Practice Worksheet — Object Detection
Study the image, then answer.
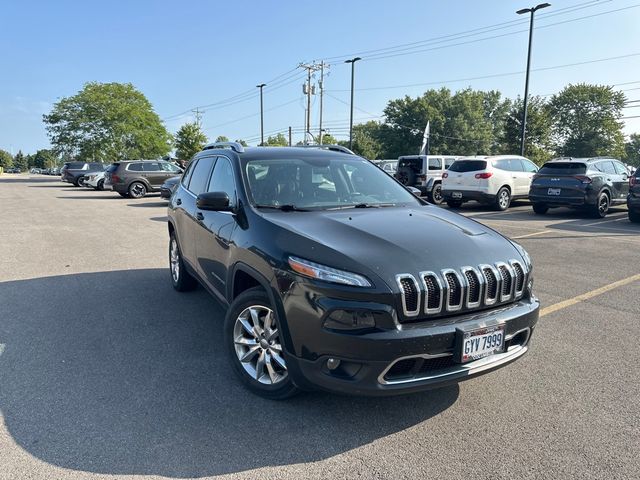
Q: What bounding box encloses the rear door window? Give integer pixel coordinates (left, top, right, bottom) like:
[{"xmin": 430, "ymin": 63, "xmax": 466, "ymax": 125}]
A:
[
  {"xmin": 181, "ymin": 159, "xmax": 197, "ymax": 188},
  {"xmin": 127, "ymin": 163, "xmax": 144, "ymax": 172},
  {"xmin": 493, "ymin": 159, "xmax": 511, "ymax": 171},
  {"xmin": 448, "ymin": 160, "xmax": 487, "ymax": 172},
  {"xmin": 143, "ymin": 162, "xmax": 161, "ymax": 171},
  {"xmin": 427, "ymin": 157, "xmax": 442, "ymax": 170},
  {"xmin": 600, "ymin": 161, "xmax": 617, "ymax": 175}
]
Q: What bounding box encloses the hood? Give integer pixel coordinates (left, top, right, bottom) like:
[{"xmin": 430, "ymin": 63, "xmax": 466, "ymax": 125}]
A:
[{"xmin": 261, "ymin": 205, "xmax": 523, "ymax": 289}]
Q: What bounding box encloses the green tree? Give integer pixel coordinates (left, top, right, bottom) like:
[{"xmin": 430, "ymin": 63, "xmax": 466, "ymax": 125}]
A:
[
  {"xmin": 625, "ymin": 133, "xmax": 640, "ymax": 166},
  {"xmin": 215, "ymin": 135, "xmax": 229, "ymax": 143},
  {"xmin": 0, "ymin": 149, "xmax": 13, "ymax": 169},
  {"xmin": 32, "ymin": 149, "xmax": 58, "ymax": 168},
  {"xmin": 502, "ymin": 96, "xmax": 553, "ymax": 164},
  {"xmin": 549, "ymin": 83, "xmax": 626, "ymax": 158},
  {"xmin": 174, "ymin": 122, "xmax": 207, "ymax": 161},
  {"xmin": 338, "ymin": 122, "xmax": 384, "ymax": 159},
  {"xmin": 319, "ymin": 133, "xmax": 339, "ymax": 145},
  {"xmin": 43, "ymin": 82, "xmax": 172, "ymax": 161},
  {"xmin": 264, "ymin": 133, "xmax": 288, "ymax": 146},
  {"xmin": 379, "ymin": 88, "xmax": 510, "ymax": 158},
  {"xmin": 13, "ymin": 150, "xmax": 28, "ymax": 170},
  {"xmin": 235, "ymin": 139, "xmax": 248, "ymax": 147}
]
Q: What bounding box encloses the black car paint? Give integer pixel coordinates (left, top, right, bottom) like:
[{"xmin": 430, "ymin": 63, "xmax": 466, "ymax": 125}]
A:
[{"xmin": 168, "ymin": 147, "xmax": 539, "ymax": 395}]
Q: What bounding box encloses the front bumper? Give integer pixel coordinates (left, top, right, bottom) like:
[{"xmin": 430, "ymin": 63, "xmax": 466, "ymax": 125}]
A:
[{"xmin": 283, "ymin": 294, "xmax": 539, "ymax": 396}]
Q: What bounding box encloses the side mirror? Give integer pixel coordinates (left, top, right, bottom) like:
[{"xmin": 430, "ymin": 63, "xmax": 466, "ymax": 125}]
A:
[
  {"xmin": 196, "ymin": 191, "xmax": 233, "ymax": 211},
  {"xmin": 407, "ymin": 186, "xmax": 421, "ymax": 196}
]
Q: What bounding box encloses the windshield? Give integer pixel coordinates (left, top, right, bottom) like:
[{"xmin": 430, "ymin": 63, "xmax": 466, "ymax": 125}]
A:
[
  {"xmin": 448, "ymin": 160, "xmax": 487, "ymax": 172},
  {"xmin": 538, "ymin": 162, "xmax": 587, "ymax": 175},
  {"xmin": 244, "ymin": 156, "xmax": 419, "ymax": 210}
]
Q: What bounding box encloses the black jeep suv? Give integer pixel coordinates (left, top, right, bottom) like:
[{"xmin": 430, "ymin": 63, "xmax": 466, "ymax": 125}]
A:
[
  {"xmin": 167, "ymin": 142, "xmax": 539, "ymax": 399},
  {"xmin": 61, "ymin": 161, "xmax": 105, "ymax": 186},
  {"xmin": 529, "ymin": 157, "xmax": 630, "ymax": 218}
]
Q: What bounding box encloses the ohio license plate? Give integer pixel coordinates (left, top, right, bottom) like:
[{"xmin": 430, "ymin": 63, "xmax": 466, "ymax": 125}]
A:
[
  {"xmin": 547, "ymin": 188, "xmax": 561, "ymax": 196},
  {"xmin": 455, "ymin": 325, "xmax": 505, "ymax": 363},
  {"xmin": 452, "ymin": 191, "xmax": 463, "ymax": 199}
]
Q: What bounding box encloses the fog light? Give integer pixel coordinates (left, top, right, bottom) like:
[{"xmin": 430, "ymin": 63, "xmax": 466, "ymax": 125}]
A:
[
  {"xmin": 323, "ymin": 309, "xmax": 376, "ymax": 330},
  {"xmin": 327, "ymin": 358, "xmax": 341, "ymax": 370}
]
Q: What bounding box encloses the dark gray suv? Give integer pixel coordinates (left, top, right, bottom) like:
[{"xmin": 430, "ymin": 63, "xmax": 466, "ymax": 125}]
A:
[
  {"xmin": 105, "ymin": 160, "xmax": 183, "ymax": 198},
  {"xmin": 529, "ymin": 157, "xmax": 630, "ymax": 218}
]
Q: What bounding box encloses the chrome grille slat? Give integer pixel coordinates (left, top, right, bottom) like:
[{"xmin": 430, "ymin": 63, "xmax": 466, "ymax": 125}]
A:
[{"xmin": 396, "ymin": 260, "xmax": 529, "ymax": 322}]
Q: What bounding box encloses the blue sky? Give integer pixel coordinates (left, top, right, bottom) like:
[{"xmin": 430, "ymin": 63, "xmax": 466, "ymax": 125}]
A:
[{"xmin": 1, "ymin": 0, "xmax": 639, "ymax": 154}]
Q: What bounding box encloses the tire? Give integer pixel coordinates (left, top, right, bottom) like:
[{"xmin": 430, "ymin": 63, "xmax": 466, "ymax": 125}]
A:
[
  {"xmin": 74, "ymin": 176, "xmax": 84, "ymax": 187},
  {"xmin": 118, "ymin": 192, "xmax": 129, "ymax": 198},
  {"xmin": 169, "ymin": 232, "xmax": 197, "ymax": 292},
  {"xmin": 447, "ymin": 200, "xmax": 463, "ymax": 208},
  {"xmin": 97, "ymin": 179, "xmax": 105, "ymax": 191},
  {"xmin": 224, "ymin": 287, "xmax": 299, "ymax": 400},
  {"xmin": 128, "ymin": 181, "xmax": 147, "ymax": 199},
  {"xmin": 428, "ymin": 183, "xmax": 444, "ymax": 205},
  {"xmin": 629, "ymin": 209, "xmax": 640, "ymax": 223},
  {"xmin": 494, "ymin": 187, "xmax": 511, "ymax": 211},
  {"xmin": 396, "ymin": 167, "xmax": 415, "ymax": 187},
  {"xmin": 590, "ymin": 192, "xmax": 610, "ymax": 218},
  {"xmin": 532, "ymin": 203, "xmax": 548, "ymax": 215}
]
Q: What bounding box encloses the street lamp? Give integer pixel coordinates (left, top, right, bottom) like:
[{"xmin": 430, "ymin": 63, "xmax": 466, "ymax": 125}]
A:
[
  {"xmin": 256, "ymin": 83, "xmax": 266, "ymax": 145},
  {"xmin": 517, "ymin": 3, "xmax": 550, "ymax": 156},
  {"xmin": 344, "ymin": 57, "xmax": 361, "ymax": 150}
]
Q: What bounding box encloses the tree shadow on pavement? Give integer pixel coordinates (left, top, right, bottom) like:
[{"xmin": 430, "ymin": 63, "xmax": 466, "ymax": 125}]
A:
[{"xmin": 0, "ymin": 269, "xmax": 458, "ymax": 477}]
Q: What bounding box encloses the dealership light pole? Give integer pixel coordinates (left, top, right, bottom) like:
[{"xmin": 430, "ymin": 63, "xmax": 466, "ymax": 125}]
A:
[
  {"xmin": 256, "ymin": 83, "xmax": 266, "ymax": 145},
  {"xmin": 517, "ymin": 3, "xmax": 550, "ymax": 156},
  {"xmin": 345, "ymin": 57, "xmax": 361, "ymax": 150}
]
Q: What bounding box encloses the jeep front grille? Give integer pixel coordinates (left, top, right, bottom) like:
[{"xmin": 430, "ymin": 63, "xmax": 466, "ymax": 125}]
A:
[{"xmin": 397, "ymin": 260, "xmax": 527, "ymax": 321}]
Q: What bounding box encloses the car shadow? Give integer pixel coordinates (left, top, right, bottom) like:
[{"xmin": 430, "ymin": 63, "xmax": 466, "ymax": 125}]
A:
[
  {"xmin": 149, "ymin": 216, "xmax": 168, "ymax": 222},
  {"xmin": 126, "ymin": 201, "xmax": 168, "ymax": 208},
  {"xmin": 0, "ymin": 269, "xmax": 458, "ymax": 477},
  {"xmin": 56, "ymin": 195, "xmax": 124, "ymax": 200},
  {"xmin": 0, "ymin": 177, "xmax": 61, "ymax": 184}
]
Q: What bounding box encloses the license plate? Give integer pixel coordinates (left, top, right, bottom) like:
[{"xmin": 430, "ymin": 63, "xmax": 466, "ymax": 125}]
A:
[
  {"xmin": 455, "ymin": 325, "xmax": 505, "ymax": 363},
  {"xmin": 547, "ymin": 188, "xmax": 561, "ymax": 196},
  {"xmin": 452, "ymin": 191, "xmax": 463, "ymax": 199}
]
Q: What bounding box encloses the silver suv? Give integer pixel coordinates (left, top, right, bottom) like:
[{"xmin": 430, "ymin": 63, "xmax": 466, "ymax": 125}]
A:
[{"xmin": 395, "ymin": 155, "xmax": 459, "ymax": 204}]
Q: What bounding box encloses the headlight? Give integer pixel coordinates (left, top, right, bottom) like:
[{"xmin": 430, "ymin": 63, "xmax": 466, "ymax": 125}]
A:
[
  {"xmin": 510, "ymin": 241, "xmax": 532, "ymax": 271},
  {"xmin": 288, "ymin": 256, "xmax": 372, "ymax": 287}
]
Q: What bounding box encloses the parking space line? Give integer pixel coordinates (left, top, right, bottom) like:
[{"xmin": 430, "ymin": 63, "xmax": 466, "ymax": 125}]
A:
[
  {"xmin": 511, "ymin": 230, "xmax": 551, "ymax": 239},
  {"xmin": 540, "ymin": 273, "xmax": 640, "ymax": 317},
  {"xmin": 582, "ymin": 215, "xmax": 629, "ymax": 227}
]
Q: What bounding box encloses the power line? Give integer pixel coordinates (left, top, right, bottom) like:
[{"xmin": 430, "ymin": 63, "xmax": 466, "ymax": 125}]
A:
[
  {"xmin": 202, "ymin": 98, "xmax": 301, "ymax": 132},
  {"xmin": 327, "ymin": 53, "xmax": 640, "ymax": 93}
]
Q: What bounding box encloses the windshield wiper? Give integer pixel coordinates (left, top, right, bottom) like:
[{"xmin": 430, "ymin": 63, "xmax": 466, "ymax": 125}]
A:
[
  {"xmin": 330, "ymin": 203, "xmax": 397, "ymax": 210},
  {"xmin": 255, "ymin": 204, "xmax": 311, "ymax": 212}
]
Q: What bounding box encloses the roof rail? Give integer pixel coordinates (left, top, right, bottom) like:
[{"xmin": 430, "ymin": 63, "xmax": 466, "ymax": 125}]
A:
[
  {"xmin": 294, "ymin": 144, "xmax": 356, "ymax": 155},
  {"xmin": 203, "ymin": 141, "xmax": 245, "ymax": 153}
]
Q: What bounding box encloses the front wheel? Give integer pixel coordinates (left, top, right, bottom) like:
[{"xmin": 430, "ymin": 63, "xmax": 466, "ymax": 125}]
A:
[
  {"xmin": 225, "ymin": 287, "xmax": 299, "ymax": 400},
  {"xmin": 74, "ymin": 176, "xmax": 85, "ymax": 187},
  {"xmin": 97, "ymin": 179, "xmax": 105, "ymax": 191},
  {"xmin": 428, "ymin": 183, "xmax": 444, "ymax": 205},
  {"xmin": 532, "ymin": 203, "xmax": 548, "ymax": 215}
]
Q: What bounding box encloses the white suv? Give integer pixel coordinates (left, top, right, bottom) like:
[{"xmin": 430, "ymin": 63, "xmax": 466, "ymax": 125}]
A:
[{"xmin": 441, "ymin": 155, "xmax": 538, "ymax": 211}]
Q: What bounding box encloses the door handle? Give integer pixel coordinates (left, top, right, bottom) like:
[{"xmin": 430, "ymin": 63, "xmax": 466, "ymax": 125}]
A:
[
  {"xmin": 196, "ymin": 212, "xmax": 204, "ymax": 221},
  {"xmin": 176, "ymin": 198, "xmax": 182, "ymax": 205}
]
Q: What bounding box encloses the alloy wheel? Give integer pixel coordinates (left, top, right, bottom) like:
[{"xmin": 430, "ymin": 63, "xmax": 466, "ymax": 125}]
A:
[
  {"xmin": 233, "ymin": 305, "xmax": 287, "ymax": 385},
  {"xmin": 170, "ymin": 238, "xmax": 180, "ymax": 283},
  {"xmin": 599, "ymin": 195, "xmax": 609, "ymax": 216},
  {"xmin": 499, "ymin": 190, "xmax": 510, "ymax": 209},
  {"xmin": 432, "ymin": 184, "xmax": 443, "ymax": 204},
  {"xmin": 130, "ymin": 183, "xmax": 146, "ymax": 198}
]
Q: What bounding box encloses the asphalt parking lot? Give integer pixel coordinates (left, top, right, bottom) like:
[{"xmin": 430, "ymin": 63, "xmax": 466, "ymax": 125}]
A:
[{"xmin": 1, "ymin": 175, "xmax": 639, "ymax": 480}]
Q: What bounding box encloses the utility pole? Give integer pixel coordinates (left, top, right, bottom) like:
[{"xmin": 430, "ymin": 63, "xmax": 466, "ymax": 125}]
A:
[
  {"xmin": 288, "ymin": 126, "xmax": 292, "ymax": 146},
  {"xmin": 516, "ymin": 3, "xmax": 551, "ymax": 156},
  {"xmin": 192, "ymin": 108, "xmax": 203, "ymax": 127},
  {"xmin": 318, "ymin": 62, "xmax": 328, "ymax": 144},
  {"xmin": 345, "ymin": 57, "xmax": 362, "ymax": 150},
  {"xmin": 256, "ymin": 83, "xmax": 266, "ymax": 146},
  {"xmin": 299, "ymin": 62, "xmax": 322, "ymax": 144}
]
